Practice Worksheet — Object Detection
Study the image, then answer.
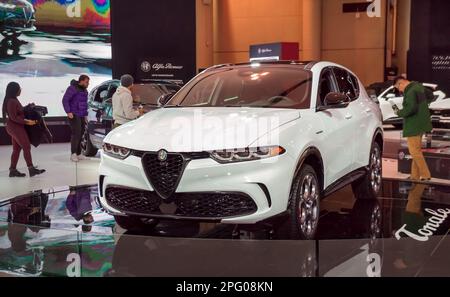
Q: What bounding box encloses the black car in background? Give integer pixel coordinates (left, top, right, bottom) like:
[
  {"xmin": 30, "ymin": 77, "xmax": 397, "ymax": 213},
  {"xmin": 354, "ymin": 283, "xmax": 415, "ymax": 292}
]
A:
[
  {"xmin": 81, "ymin": 79, "xmax": 181, "ymax": 157},
  {"xmin": 0, "ymin": 0, "xmax": 36, "ymax": 37}
]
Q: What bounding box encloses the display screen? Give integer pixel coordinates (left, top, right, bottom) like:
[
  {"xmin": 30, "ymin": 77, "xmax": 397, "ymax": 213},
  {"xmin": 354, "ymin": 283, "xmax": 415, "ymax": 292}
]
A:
[{"xmin": 0, "ymin": 0, "xmax": 111, "ymax": 117}]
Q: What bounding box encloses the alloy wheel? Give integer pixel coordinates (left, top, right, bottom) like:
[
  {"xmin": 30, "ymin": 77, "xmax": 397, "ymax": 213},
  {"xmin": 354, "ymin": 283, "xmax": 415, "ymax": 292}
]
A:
[
  {"xmin": 298, "ymin": 173, "xmax": 320, "ymax": 239},
  {"xmin": 369, "ymin": 146, "xmax": 382, "ymax": 194}
]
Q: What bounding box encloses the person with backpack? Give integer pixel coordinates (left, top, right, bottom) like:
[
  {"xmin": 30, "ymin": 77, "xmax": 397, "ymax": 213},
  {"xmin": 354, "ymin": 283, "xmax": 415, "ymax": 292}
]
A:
[{"xmin": 393, "ymin": 76, "xmax": 434, "ymax": 181}]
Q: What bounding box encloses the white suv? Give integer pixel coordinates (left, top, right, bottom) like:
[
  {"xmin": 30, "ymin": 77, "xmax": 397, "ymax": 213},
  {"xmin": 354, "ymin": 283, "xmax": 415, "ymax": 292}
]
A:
[{"xmin": 98, "ymin": 61, "xmax": 383, "ymax": 239}]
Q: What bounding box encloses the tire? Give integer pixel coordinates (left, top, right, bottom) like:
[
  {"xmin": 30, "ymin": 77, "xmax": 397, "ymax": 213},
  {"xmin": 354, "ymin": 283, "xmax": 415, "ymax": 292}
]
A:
[
  {"xmin": 81, "ymin": 130, "xmax": 98, "ymax": 157},
  {"xmin": 114, "ymin": 215, "xmax": 159, "ymax": 232},
  {"xmin": 352, "ymin": 142, "xmax": 382, "ymax": 200},
  {"xmin": 287, "ymin": 164, "xmax": 321, "ymax": 240}
]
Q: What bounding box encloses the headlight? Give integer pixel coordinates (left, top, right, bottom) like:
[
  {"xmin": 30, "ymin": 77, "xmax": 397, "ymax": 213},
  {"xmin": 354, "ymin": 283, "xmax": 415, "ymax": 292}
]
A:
[
  {"xmin": 102, "ymin": 143, "xmax": 131, "ymax": 160},
  {"xmin": 210, "ymin": 146, "xmax": 285, "ymax": 163}
]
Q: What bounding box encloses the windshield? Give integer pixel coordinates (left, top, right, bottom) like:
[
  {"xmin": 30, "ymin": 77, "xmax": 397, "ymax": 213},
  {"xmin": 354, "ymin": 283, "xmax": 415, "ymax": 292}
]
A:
[
  {"xmin": 132, "ymin": 84, "xmax": 166, "ymax": 105},
  {"xmin": 169, "ymin": 66, "xmax": 312, "ymax": 109}
]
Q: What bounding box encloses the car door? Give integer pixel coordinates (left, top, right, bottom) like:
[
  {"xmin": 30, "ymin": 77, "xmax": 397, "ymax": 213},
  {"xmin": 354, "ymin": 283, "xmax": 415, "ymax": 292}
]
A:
[
  {"xmin": 314, "ymin": 67, "xmax": 355, "ymax": 185},
  {"xmin": 334, "ymin": 68, "xmax": 372, "ymax": 170}
]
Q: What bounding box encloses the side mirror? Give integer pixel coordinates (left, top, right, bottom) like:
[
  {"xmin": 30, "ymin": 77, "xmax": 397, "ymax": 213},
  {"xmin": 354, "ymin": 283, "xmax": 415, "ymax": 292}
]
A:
[
  {"xmin": 319, "ymin": 92, "xmax": 349, "ymax": 111},
  {"xmin": 158, "ymin": 93, "xmax": 174, "ymax": 107}
]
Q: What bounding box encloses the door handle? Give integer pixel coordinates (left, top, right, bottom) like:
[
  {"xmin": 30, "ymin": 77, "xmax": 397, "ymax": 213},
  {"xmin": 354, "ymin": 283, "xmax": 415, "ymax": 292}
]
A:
[
  {"xmin": 365, "ymin": 108, "xmax": 372, "ymax": 113},
  {"xmin": 345, "ymin": 114, "xmax": 353, "ymax": 120}
]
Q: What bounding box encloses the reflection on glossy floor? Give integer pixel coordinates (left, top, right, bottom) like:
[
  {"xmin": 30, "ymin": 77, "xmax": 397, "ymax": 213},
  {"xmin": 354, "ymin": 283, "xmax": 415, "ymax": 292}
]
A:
[{"xmin": 0, "ymin": 179, "xmax": 449, "ymax": 277}]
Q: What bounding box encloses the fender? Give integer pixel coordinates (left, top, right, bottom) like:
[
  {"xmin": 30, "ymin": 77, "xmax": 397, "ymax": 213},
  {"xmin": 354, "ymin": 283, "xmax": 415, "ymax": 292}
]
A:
[
  {"xmin": 370, "ymin": 128, "xmax": 384, "ymax": 166},
  {"xmin": 293, "ymin": 146, "xmax": 324, "ymax": 187}
]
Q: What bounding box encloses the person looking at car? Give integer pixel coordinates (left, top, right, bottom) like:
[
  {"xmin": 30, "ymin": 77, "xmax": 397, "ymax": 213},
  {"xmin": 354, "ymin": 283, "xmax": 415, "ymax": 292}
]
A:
[
  {"xmin": 2, "ymin": 82, "xmax": 46, "ymax": 178},
  {"xmin": 393, "ymin": 76, "xmax": 434, "ymax": 181},
  {"xmin": 62, "ymin": 75, "xmax": 90, "ymax": 162},
  {"xmin": 112, "ymin": 74, "xmax": 143, "ymax": 128}
]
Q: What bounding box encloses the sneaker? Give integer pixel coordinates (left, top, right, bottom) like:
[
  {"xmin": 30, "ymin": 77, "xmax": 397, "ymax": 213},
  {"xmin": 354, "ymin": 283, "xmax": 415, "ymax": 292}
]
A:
[
  {"xmin": 70, "ymin": 154, "xmax": 79, "ymax": 162},
  {"xmin": 77, "ymin": 154, "xmax": 88, "ymax": 161}
]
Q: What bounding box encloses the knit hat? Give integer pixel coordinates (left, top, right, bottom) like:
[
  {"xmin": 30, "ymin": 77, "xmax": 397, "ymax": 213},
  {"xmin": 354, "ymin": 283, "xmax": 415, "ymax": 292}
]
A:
[{"xmin": 120, "ymin": 74, "xmax": 134, "ymax": 88}]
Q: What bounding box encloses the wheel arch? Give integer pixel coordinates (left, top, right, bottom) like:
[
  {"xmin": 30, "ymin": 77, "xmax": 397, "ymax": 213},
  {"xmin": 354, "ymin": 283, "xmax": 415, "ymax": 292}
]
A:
[
  {"xmin": 373, "ymin": 128, "xmax": 384, "ymax": 153},
  {"xmin": 293, "ymin": 147, "xmax": 324, "ymax": 192}
]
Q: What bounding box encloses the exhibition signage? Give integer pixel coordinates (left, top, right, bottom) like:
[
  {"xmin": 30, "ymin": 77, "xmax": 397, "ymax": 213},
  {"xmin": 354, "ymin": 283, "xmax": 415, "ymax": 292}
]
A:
[
  {"xmin": 137, "ymin": 58, "xmax": 186, "ymax": 84},
  {"xmin": 249, "ymin": 42, "xmax": 299, "ymax": 62}
]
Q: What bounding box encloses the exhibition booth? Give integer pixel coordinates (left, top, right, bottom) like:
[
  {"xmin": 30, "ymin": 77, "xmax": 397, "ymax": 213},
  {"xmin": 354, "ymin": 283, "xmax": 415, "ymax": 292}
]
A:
[{"xmin": 0, "ymin": 0, "xmax": 450, "ymax": 279}]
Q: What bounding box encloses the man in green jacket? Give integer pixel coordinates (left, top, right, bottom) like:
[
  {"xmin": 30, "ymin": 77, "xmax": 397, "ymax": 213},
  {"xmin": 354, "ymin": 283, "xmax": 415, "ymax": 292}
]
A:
[{"xmin": 393, "ymin": 76, "xmax": 434, "ymax": 181}]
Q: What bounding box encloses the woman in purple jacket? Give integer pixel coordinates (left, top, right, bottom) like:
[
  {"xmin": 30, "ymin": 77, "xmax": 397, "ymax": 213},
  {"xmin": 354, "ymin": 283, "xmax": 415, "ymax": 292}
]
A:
[
  {"xmin": 2, "ymin": 82, "xmax": 46, "ymax": 177},
  {"xmin": 62, "ymin": 75, "xmax": 90, "ymax": 162}
]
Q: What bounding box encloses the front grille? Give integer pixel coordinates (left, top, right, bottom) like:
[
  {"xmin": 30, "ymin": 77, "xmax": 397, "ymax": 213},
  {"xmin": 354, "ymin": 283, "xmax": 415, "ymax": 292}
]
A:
[
  {"xmin": 142, "ymin": 153, "xmax": 185, "ymax": 199},
  {"xmin": 132, "ymin": 150, "xmax": 210, "ymax": 160},
  {"xmin": 431, "ymin": 109, "xmax": 450, "ymax": 117},
  {"xmin": 105, "ymin": 187, "xmax": 257, "ymax": 219}
]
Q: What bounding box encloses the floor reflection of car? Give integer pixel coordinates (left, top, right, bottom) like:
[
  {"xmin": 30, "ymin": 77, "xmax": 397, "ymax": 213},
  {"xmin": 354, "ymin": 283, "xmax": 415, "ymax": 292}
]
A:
[
  {"xmin": 81, "ymin": 80, "xmax": 181, "ymax": 157},
  {"xmin": 377, "ymin": 83, "xmax": 447, "ymax": 128},
  {"xmin": 0, "ymin": 0, "xmax": 36, "ymax": 38}
]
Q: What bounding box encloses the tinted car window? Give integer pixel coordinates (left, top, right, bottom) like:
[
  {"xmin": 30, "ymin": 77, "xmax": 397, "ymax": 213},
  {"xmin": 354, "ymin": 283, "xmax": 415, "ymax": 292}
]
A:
[
  {"xmin": 349, "ymin": 73, "xmax": 360, "ymax": 98},
  {"xmin": 318, "ymin": 69, "xmax": 335, "ymax": 105},
  {"xmin": 170, "ymin": 67, "xmax": 312, "ymax": 109},
  {"xmin": 132, "ymin": 84, "xmax": 165, "ymax": 105},
  {"xmin": 333, "ymin": 68, "xmax": 357, "ymax": 101},
  {"xmin": 383, "ymin": 87, "xmax": 401, "ymax": 98}
]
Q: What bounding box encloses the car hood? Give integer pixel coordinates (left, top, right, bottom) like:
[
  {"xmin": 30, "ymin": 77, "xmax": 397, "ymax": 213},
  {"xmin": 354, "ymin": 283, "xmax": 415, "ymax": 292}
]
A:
[
  {"xmin": 105, "ymin": 107, "xmax": 301, "ymax": 152},
  {"xmin": 430, "ymin": 98, "xmax": 450, "ymax": 110}
]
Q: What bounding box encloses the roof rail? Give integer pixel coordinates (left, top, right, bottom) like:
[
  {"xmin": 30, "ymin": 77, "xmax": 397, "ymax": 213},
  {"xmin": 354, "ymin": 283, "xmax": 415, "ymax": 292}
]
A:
[{"xmin": 203, "ymin": 60, "xmax": 318, "ymax": 71}]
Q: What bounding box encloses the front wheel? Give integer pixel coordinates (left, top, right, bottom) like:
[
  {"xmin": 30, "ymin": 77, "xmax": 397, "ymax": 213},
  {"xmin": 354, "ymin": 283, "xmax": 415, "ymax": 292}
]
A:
[
  {"xmin": 352, "ymin": 142, "xmax": 382, "ymax": 199},
  {"xmin": 81, "ymin": 129, "xmax": 98, "ymax": 157},
  {"xmin": 287, "ymin": 164, "xmax": 321, "ymax": 240}
]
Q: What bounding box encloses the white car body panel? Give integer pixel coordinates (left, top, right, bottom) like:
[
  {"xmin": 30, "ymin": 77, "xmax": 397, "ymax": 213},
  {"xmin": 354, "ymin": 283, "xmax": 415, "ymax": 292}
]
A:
[{"xmin": 98, "ymin": 61, "xmax": 383, "ymax": 224}]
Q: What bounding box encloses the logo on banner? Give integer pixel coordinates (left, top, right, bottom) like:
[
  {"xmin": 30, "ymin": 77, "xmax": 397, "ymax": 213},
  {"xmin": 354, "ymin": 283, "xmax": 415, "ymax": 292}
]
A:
[
  {"xmin": 258, "ymin": 48, "xmax": 273, "ymax": 55},
  {"xmin": 141, "ymin": 61, "xmax": 152, "ymax": 73},
  {"xmin": 153, "ymin": 63, "xmax": 184, "ymax": 72}
]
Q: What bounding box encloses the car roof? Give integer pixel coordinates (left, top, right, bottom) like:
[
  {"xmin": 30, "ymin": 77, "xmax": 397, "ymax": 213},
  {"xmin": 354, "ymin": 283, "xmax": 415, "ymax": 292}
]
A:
[{"xmin": 204, "ymin": 60, "xmax": 318, "ymax": 72}]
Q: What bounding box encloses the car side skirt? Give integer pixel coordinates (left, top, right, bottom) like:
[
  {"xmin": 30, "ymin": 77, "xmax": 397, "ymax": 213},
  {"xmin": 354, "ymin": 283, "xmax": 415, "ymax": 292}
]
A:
[{"xmin": 322, "ymin": 167, "xmax": 368, "ymax": 197}]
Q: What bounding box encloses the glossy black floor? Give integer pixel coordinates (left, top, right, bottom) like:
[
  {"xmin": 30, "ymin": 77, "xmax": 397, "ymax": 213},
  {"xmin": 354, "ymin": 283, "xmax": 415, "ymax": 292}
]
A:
[{"xmin": 0, "ymin": 179, "xmax": 449, "ymax": 277}]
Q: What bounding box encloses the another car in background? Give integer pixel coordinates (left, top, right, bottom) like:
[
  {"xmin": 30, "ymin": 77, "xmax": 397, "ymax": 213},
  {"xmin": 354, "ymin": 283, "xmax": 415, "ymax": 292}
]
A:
[
  {"xmin": 0, "ymin": 0, "xmax": 36, "ymax": 38},
  {"xmin": 377, "ymin": 83, "xmax": 447, "ymax": 128},
  {"xmin": 430, "ymin": 99, "xmax": 450, "ymax": 141},
  {"xmin": 81, "ymin": 79, "xmax": 181, "ymax": 157}
]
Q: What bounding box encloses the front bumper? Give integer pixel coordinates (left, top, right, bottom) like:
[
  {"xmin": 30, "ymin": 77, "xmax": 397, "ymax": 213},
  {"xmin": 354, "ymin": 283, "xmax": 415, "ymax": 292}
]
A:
[
  {"xmin": 98, "ymin": 151, "xmax": 295, "ymax": 224},
  {"xmin": 432, "ymin": 116, "xmax": 450, "ymax": 130}
]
